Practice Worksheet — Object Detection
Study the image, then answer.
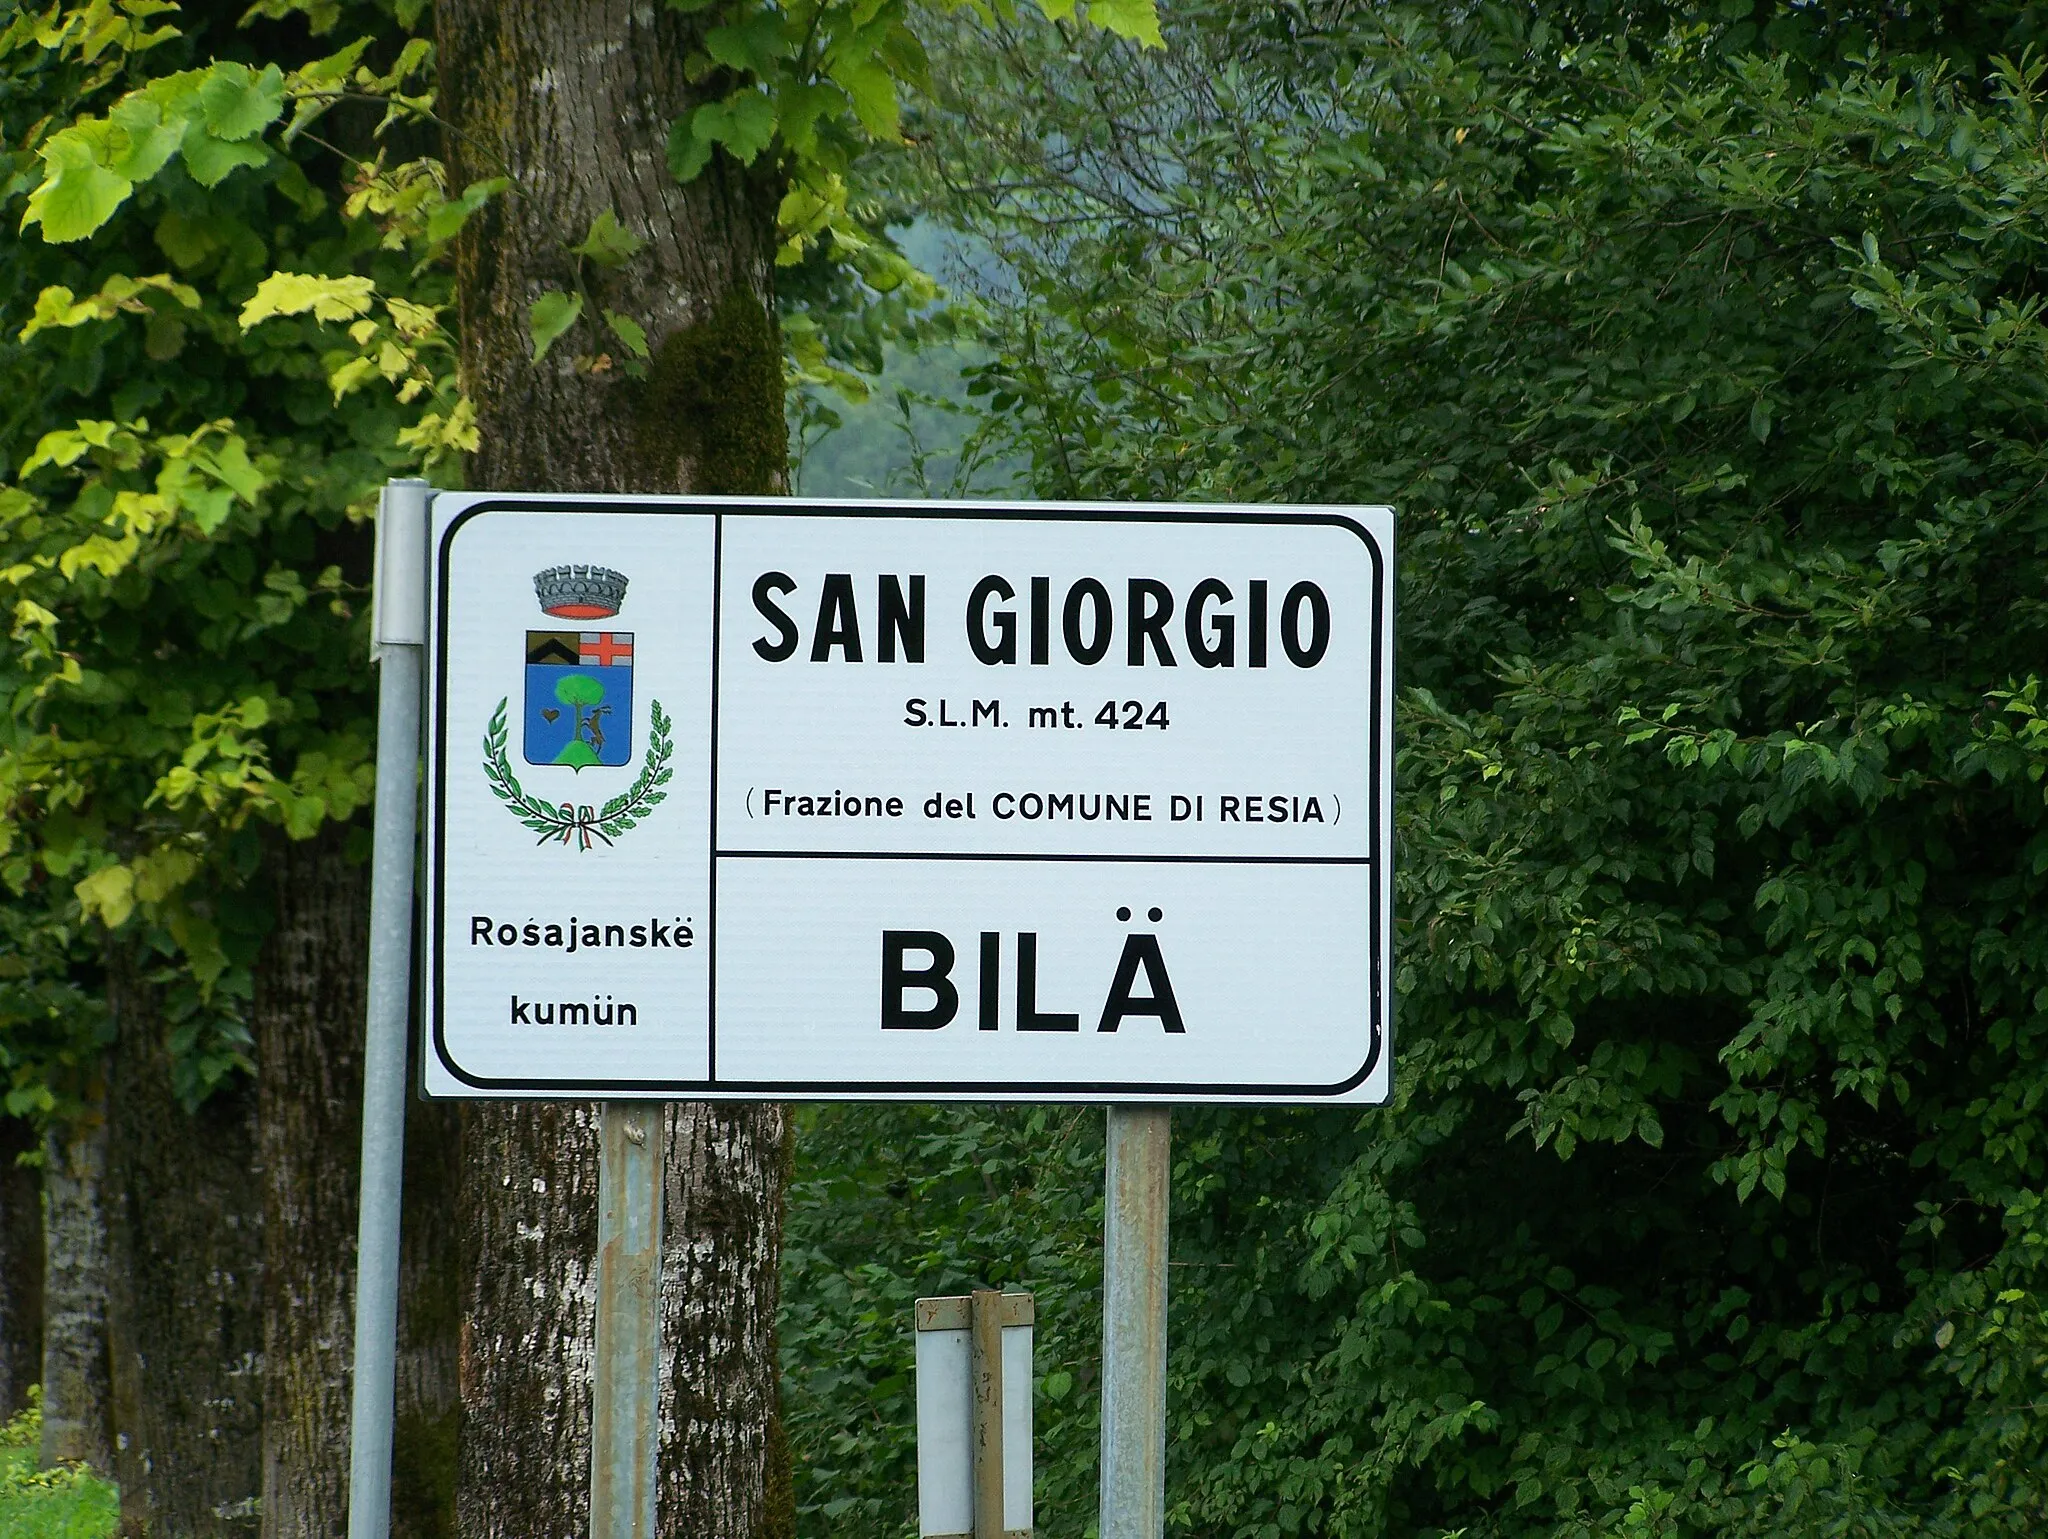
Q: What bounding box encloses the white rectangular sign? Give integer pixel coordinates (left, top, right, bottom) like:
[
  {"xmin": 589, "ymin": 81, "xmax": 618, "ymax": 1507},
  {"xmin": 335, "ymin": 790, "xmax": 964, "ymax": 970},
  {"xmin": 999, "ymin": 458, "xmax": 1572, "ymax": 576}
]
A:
[
  {"xmin": 914, "ymin": 1296, "xmax": 1032, "ymax": 1537},
  {"xmin": 422, "ymin": 495, "xmax": 1392, "ymax": 1102}
]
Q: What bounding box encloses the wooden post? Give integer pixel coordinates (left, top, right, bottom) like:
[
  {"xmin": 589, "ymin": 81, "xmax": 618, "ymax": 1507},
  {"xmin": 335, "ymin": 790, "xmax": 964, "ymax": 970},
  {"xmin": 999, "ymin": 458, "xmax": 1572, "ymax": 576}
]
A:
[{"xmin": 969, "ymin": 1288, "xmax": 1005, "ymax": 1539}]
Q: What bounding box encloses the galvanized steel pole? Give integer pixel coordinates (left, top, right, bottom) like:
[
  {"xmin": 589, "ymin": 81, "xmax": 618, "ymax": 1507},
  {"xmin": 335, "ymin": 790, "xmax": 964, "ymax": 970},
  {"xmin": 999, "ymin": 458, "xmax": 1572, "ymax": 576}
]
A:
[
  {"xmin": 1099, "ymin": 1106, "xmax": 1170, "ymax": 1539},
  {"xmin": 591, "ymin": 1102, "xmax": 664, "ymax": 1539},
  {"xmin": 346, "ymin": 479, "xmax": 430, "ymax": 1539}
]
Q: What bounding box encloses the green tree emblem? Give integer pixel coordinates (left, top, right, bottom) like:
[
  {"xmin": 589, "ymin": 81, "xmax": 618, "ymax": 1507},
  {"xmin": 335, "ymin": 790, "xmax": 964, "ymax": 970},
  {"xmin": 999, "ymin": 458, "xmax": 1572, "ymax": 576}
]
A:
[{"xmin": 551, "ymin": 673, "xmax": 611, "ymax": 769}]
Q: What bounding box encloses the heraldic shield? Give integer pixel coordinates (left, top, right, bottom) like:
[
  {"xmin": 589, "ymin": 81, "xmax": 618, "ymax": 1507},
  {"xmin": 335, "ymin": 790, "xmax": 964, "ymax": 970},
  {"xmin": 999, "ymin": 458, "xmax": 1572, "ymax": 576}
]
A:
[{"xmin": 524, "ymin": 629, "xmax": 634, "ymax": 768}]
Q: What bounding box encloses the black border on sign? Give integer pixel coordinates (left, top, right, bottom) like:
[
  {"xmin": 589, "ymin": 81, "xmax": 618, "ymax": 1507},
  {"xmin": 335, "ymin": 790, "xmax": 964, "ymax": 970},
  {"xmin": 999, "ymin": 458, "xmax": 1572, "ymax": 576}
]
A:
[{"xmin": 427, "ymin": 498, "xmax": 1391, "ymax": 1102}]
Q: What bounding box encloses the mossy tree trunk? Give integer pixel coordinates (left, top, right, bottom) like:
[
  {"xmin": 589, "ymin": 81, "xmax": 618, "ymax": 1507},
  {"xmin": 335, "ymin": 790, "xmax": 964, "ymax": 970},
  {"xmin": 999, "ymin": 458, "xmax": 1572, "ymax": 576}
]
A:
[
  {"xmin": 105, "ymin": 956, "xmax": 265, "ymax": 1537},
  {"xmin": 39, "ymin": 1089, "xmax": 111, "ymax": 1474},
  {"xmin": 392, "ymin": 1075, "xmax": 460, "ymax": 1539},
  {"xmin": 252, "ymin": 829, "xmax": 367, "ymax": 1539},
  {"xmin": 248, "ymin": 825, "xmax": 460, "ymax": 1539},
  {"xmin": 438, "ymin": 0, "xmax": 784, "ymax": 497},
  {"xmin": 436, "ymin": 1, "xmax": 790, "ymax": 1534},
  {"xmin": 0, "ymin": 1114, "xmax": 42, "ymax": 1423}
]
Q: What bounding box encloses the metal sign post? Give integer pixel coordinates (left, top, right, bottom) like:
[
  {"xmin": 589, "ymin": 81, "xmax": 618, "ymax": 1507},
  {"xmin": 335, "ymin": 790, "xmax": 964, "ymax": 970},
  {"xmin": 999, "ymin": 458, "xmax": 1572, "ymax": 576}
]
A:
[
  {"xmin": 591, "ymin": 1102, "xmax": 663, "ymax": 1539},
  {"xmin": 347, "ymin": 479, "xmax": 429, "ymax": 1539},
  {"xmin": 916, "ymin": 1291, "xmax": 1034, "ymax": 1539},
  {"xmin": 1099, "ymin": 1107, "xmax": 1170, "ymax": 1539},
  {"xmin": 350, "ymin": 484, "xmax": 669, "ymax": 1538}
]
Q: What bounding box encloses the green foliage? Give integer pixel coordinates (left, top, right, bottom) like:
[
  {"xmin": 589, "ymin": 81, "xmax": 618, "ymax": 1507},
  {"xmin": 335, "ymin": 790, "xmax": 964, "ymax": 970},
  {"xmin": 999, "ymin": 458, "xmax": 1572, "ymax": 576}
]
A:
[
  {"xmin": 662, "ymin": 0, "xmax": 1159, "ymax": 262},
  {"xmin": 662, "ymin": 0, "xmax": 1161, "ymax": 420},
  {"xmin": 526, "ymin": 290, "xmax": 583, "ymax": 363},
  {"xmin": 782, "ymin": 1106, "xmax": 1110, "ymax": 1535},
  {"xmin": 0, "ymin": 1391, "xmax": 118, "ymax": 1539},
  {"xmin": 779, "ymin": 5, "xmax": 2048, "ymax": 1537},
  {"xmin": 22, "ymin": 54, "xmax": 295, "ymax": 242},
  {"xmin": 0, "ymin": 905, "xmax": 105, "ymax": 1127},
  {"xmin": 0, "ymin": 0, "xmax": 1137, "ymax": 1133},
  {"xmin": 0, "ymin": 0, "xmax": 456, "ymax": 1108},
  {"xmin": 568, "ymin": 209, "xmax": 647, "ymax": 270}
]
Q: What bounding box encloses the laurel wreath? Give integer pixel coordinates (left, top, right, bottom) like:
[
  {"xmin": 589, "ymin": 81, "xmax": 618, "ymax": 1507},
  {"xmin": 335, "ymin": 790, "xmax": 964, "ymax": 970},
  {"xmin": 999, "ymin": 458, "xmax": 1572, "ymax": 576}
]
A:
[{"xmin": 482, "ymin": 696, "xmax": 673, "ymax": 849}]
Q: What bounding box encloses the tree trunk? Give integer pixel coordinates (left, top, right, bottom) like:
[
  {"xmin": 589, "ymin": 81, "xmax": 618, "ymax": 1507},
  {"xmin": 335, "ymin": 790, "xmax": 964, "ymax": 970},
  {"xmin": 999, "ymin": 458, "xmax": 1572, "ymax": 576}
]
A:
[
  {"xmin": 436, "ymin": 1, "xmax": 790, "ymax": 1532},
  {"xmin": 0, "ymin": 1114, "xmax": 42, "ymax": 1424},
  {"xmin": 453, "ymin": 1103, "xmax": 600, "ymax": 1539},
  {"xmin": 40, "ymin": 1092, "xmax": 111, "ymax": 1474},
  {"xmin": 253, "ymin": 830, "xmax": 368, "ymax": 1539},
  {"xmin": 436, "ymin": 0, "xmax": 785, "ymax": 496},
  {"xmin": 392, "ymin": 1083, "xmax": 461, "ymax": 1539},
  {"xmin": 105, "ymin": 956, "xmax": 265, "ymax": 1538},
  {"xmin": 659, "ymin": 1105, "xmax": 792, "ymax": 1539}
]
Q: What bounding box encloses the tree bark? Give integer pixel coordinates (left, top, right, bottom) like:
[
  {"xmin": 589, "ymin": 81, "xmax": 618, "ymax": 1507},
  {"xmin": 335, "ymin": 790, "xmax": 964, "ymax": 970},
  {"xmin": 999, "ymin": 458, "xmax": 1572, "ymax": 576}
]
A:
[
  {"xmin": 253, "ymin": 830, "xmax": 368, "ymax": 1539},
  {"xmin": 437, "ymin": 0, "xmax": 785, "ymax": 498},
  {"xmin": 40, "ymin": 1093, "xmax": 111, "ymax": 1474},
  {"xmin": 436, "ymin": 1, "xmax": 790, "ymax": 1533},
  {"xmin": 453, "ymin": 1103, "xmax": 600, "ymax": 1539},
  {"xmin": 0, "ymin": 1114, "xmax": 42, "ymax": 1424},
  {"xmin": 105, "ymin": 956, "xmax": 265, "ymax": 1538},
  {"xmin": 392, "ymin": 1082, "xmax": 461, "ymax": 1539},
  {"xmin": 659, "ymin": 1104, "xmax": 792, "ymax": 1539}
]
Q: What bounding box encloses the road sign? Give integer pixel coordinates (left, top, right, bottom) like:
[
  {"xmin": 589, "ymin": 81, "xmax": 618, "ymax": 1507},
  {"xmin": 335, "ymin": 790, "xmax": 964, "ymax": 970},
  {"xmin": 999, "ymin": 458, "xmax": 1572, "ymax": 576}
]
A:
[
  {"xmin": 423, "ymin": 494, "xmax": 1393, "ymax": 1102},
  {"xmin": 915, "ymin": 1293, "xmax": 1033, "ymax": 1539}
]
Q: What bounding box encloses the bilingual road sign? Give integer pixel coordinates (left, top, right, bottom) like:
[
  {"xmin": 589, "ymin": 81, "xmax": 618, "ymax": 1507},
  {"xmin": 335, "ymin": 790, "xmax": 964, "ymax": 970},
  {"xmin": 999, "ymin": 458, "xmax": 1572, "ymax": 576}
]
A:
[{"xmin": 422, "ymin": 495, "xmax": 1393, "ymax": 1102}]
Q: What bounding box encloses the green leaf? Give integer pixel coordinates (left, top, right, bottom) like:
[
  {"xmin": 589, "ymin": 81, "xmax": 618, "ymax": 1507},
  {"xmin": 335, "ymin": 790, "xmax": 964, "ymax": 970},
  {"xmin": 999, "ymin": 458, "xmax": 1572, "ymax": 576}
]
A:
[
  {"xmin": 181, "ymin": 128, "xmax": 270, "ymax": 189},
  {"xmin": 569, "ymin": 209, "xmax": 647, "ymax": 269},
  {"xmin": 667, "ymin": 114, "xmax": 714, "ymax": 182},
  {"xmin": 603, "ymin": 310, "xmax": 650, "ymax": 359},
  {"xmin": 20, "ymin": 286, "xmax": 84, "ymax": 340},
  {"xmin": 20, "ymin": 273, "xmax": 200, "ymax": 341},
  {"xmin": 200, "ymin": 435, "xmax": 266, "ymax": 504},
  {"xmin": 22, "ymin": 133, "xmax": 133, "ymax": 243},
  {"xmin": 107, "ymin": 95, "xmax": 182, "ymax": 181},
  {"xmin": 705, "ymin": 11, "xmax": 787, "ymax": 75},
  {"xmin": 825, "ymin": 51, "xmax": 899, "ymax": 141},
  {"xmin": 697, "ymin": 89, "xmax": 778, "ymax": 165},
  {"xmin": 130, "ymin": 846, "xmax": 201, "ymax": 903},
  {"xmin": 425, "ymin": 177, "xmax": 509, "ymax": 245},
  {"xmin": 293, "ymin": 35, "xmax": 373, "ymax": 87},
  {"xmin": 775, "ymin": 80, "xmax": 843, "ymax": 158},
  {"xmin": 239, "ymin": 272, "xmax": 378, "ymax": 328},
  {"xmin": 1081, "ymin": 0, "xmax": 1165, "ymax": 47},
  {"xmin": 198, "ymin": 60, "xmax": 287, "ymax": 141},
  {"xmin": 528, "ymin": 290, "xmax": 584, "ymax": 361},
  {"xmin": 75, "ymin": 864, "xmax": 135, "ymax": 929},
  {"xmin": 154, "ymin": 208, "xmax": 220, "ymax": 268}
]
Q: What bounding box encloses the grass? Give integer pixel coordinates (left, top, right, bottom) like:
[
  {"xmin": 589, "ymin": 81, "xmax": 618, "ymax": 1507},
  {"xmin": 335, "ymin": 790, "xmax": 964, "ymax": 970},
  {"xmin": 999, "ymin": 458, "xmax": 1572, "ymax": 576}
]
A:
[{"xmin": 0, "ymin": 1393, "xmax": 117, "ymax": 1539}]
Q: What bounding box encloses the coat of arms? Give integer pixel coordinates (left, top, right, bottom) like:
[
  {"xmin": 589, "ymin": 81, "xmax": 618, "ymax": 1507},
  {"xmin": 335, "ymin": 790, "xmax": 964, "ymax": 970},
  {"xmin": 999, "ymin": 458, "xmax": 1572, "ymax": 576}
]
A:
[
  {"xmin": 480, "ymin": 565, "xmax": 673, "ymax": 849},
  {"xmin": 525, "ymin": 629, "xmax": 633, "ymax": 768}
]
